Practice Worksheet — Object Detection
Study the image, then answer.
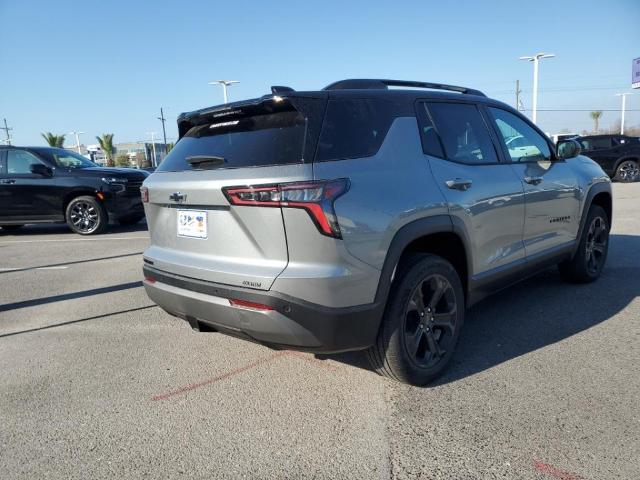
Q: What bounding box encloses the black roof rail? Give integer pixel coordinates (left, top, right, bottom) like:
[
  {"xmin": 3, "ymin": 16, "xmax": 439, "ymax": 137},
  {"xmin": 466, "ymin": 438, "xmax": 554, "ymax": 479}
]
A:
[
  {"xmin": 271, "ymin": 85, "xmax": 295, "ymax": 94},
  {"xmin": 323, "ymin": 79, "xmax": 486, "ymax": 97}
]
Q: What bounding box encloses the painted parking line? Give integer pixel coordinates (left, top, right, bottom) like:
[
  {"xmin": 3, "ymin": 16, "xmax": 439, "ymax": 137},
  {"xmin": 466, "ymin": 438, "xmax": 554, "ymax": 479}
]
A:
[
  {"xmin": 0, "ymin": 236, "xmax": 149, "ymax": 245},
  {"xmin": 152, "ymin": 351, "xmax": 288, "ymax": 401},
  {"xmin": 533, "ymin": 459, "xmax": 585, "ymax": 480},
  {"xmin": 151, "ymin": 351, "xmax": 341, "ymax": 401},
  {"xmin": 0, "ymin": 267, "xmax": 69, "ymax": 271}
]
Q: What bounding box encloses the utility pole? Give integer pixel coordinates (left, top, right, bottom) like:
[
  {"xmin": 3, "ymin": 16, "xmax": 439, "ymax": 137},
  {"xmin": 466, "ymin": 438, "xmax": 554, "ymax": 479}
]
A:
[
  {"xmin": 615, "ymin": 93, "xmax": 634, "ymax": 135},
  {"xmin": 1, "ymin": 118, "xmax": 12, "ymax": 145},
  {"xmin": 157, "ymin": 108, "xmax": 168, "ymax": 151},
  {"xmin": 209, "ymin": 80, "xmax": 239, "ymax": 103},
  {"xmin": 519, "ymin": 52, "xmax": 555, "ymax": 124},
  {"xmin": 68, "ymin": 131, "xmax": 85, "ymax": 154},
  {"xmin": 147, "ymin": 132, "xmax": 158, "ymax": 167},
  {"xmin": 515, "ymin": 80, "xmax": 522, "ymax": 111}
]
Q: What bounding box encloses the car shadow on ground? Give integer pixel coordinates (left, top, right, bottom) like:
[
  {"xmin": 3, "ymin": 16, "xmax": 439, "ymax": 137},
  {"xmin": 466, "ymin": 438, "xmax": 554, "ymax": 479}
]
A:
[
  {"xmin": 323, "ymin": 234, "xmax": 640, "ymax": 384},
  {"xmin": 0, "ymin": 220, "xmax": 148, "ymax": 236}
]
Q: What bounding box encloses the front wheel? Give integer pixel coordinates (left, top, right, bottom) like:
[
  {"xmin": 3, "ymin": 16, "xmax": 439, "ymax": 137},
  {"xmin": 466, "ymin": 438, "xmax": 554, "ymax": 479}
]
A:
[
  {"xmin": 613, "ymin": 160, "xmax": 639, "ymax": 182},
  {"xmin": 366, "ymin": 253, "xmax": 465, "ymax": 386},
  {"xmin": 65, "ymin": 196, "xmax": 108, "ymax": 235},
  {"xmin": 559, "ymin": 205, "xmax": 609, "ymax": 283}
]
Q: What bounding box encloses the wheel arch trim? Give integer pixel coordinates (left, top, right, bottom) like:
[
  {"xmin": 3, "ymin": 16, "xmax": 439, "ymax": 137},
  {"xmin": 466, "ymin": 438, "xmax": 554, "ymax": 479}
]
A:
[
  {"xmin": 573, "ymin": 181, "xmax": 612, "ymax": 258},
  {"xmin": 373, "ymin": 215, "xmax": 472, "ymax": 306}
]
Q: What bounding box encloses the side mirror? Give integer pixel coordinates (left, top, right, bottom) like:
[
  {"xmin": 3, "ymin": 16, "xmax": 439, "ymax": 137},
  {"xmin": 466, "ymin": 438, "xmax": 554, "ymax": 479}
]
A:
[
  {"xmin": 556, "ymin": 139, "xmax": 582, "ymax": 160},
  {"xmin": 30, "ymin": 163, "xmax": 53, "ymax": 177}
]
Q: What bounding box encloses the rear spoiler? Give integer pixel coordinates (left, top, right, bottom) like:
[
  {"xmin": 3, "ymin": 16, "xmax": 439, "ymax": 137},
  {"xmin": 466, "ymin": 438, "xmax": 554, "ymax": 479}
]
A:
[{"xmin": 177, "ymin": 95, "xmax": 290, "ymax": 139}]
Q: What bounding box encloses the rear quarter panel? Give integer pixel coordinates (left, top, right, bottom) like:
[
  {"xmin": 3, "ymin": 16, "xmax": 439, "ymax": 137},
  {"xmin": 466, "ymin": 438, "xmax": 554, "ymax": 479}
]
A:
[{"xmin": 312, "ymin": 117, "xmax": 448, "ymax": 270}]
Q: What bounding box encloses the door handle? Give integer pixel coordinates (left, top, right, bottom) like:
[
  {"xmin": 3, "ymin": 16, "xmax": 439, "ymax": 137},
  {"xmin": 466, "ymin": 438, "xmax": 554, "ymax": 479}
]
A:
[
  {"xmin": 0, "ymin": 179, "xmax": 16, "ymax": 184},
  {"xmin": 524, "ymin": 176, "xmax": 543, "ymax": 185},
  {"xmin": 445, "ymin": 179, "xmax": 473, "ymax": 191}
]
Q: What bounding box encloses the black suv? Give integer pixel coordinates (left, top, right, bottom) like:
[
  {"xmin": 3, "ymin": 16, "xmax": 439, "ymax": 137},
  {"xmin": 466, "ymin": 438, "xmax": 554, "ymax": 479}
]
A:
[
  {"xmin": 576, "ymin": 134, "xmax": 640, "ymax": 182},
  {"xmin": 0, "ymin": 146, "xmax": 148, "ymax": 234}
]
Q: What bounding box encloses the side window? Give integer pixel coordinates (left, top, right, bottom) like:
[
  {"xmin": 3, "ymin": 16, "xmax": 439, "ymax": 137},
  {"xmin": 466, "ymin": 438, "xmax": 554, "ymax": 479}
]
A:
[
  {"xmin": 7, "ymin": 150, "xmax": 45, "ymax": 175},
  {"xmin": 0, "ymin": 152, "xmax": 6, "ymax": 174},
  {"xmin": 579, "ymin": 139, "xmax": 591, "ymax": 151},
  {"xmin": 316, "ymin": 99, "xmax": 395, "ymax": 161},
  {"xmin": 426, "ymin": 102, "xmax": 498, "ymax": 165},
  {"xmin": 590, "ymin": 138, "xmax": 612, "ymax": 150},
  {"xmin": 416, "ymin": 102, "xmax": 445, "ymax": 158},
  {"xmin": 488, "ymin": 107, "xmax": 551, "ymax": 162}
]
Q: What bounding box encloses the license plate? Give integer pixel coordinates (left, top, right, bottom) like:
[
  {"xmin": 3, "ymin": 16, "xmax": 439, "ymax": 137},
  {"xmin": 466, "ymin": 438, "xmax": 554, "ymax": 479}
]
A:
[{"xmin": 177, "ymin": 210, "xmax": 208, "ymax": 239}]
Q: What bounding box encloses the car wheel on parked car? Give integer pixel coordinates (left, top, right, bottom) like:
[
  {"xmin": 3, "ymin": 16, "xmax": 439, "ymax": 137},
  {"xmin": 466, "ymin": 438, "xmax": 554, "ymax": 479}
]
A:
[
  {"xmin": 613, "ymin": 160, "xmax": 639, "ymax": 182},
  {"xmin": 366, "ymin": 254, "xmax": 464, "ymax": 386},
  {"xmin": 559, "ymin": 205, "xmax": 609, "ymax": 283},
  {"xmin": 65, "ymin": 196, "xmax": 108, "ymax": 235}
]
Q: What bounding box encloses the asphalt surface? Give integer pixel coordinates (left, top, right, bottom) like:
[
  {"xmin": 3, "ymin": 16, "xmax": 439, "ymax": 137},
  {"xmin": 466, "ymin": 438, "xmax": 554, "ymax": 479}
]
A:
[{"xmin": 1, "ymin": 184, "xmax": 638, "ymax": 479}]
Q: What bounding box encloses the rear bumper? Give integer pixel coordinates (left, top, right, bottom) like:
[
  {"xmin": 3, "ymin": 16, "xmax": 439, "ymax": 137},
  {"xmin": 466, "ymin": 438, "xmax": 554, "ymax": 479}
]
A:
[{"xmin": 142, "ymin": 265, "xmax": 383, "ymax": 353}]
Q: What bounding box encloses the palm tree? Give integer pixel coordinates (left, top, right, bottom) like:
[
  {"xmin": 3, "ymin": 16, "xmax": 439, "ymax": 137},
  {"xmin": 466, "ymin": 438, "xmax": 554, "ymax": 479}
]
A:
[
  {"xmin": 96, "ymin": 133, "xmax": 116, "ymax": 167},
  {"xmin": 41, "ymin": 132, "xmax": 65, "ymax": 147},
  {"xmin": 590, "ymin": 111, "xmax": 603, "ymax": 134}
]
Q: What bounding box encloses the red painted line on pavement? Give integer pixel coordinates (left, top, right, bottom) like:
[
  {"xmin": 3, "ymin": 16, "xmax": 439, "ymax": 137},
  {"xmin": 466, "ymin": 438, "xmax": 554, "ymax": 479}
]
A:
[
  {"xmin": 533, "ymin": 459, "xmax": 585, "ymax": 480},
  {"xmin": 285, "ymin": 351, "xmax": 340, "ymax": 372},
  {"xmin": 151, "ymin": 351, "xmax": 287, "ymax": 401}
]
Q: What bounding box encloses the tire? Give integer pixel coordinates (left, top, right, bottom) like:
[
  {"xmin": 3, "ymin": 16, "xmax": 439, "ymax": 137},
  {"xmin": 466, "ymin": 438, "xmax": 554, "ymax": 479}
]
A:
[
  {"xmin": 65, "ymin": 196, "xmax": 108, "ymax": 235},
  {"xmin": 558, "ymin": 205, "xmax": 609, "ymax": 283},
  {"xmin": 613, "ymin": 160, "xmax": 639, "ymax": 182},
  {"xmin": 1, "ymin": 225, "xmax": 24, "ymax": 232},
  {"xmin": 366, "ymin": 253, "xmax": 465, "ymax": 386},
  {"xmin": 117, "ymin": 214, "xmax": 144, "ymax": 226}
]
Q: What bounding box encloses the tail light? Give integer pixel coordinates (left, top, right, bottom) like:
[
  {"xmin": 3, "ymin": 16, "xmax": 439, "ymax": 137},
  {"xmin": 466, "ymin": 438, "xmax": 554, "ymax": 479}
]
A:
[
  {"xmin": 140, "ymin": 186, "xmax": 149, "ymax": 203},
  {"xmin": 223, "ymin": 179, "xmax": 349, "ymax": 238}
]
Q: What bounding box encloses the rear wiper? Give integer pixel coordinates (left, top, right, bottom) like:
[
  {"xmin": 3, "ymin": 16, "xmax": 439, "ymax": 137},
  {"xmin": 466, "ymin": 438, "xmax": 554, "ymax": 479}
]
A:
[{"xmin": 186, "ymin": 155, "xmax": 226, "ymax": 169}]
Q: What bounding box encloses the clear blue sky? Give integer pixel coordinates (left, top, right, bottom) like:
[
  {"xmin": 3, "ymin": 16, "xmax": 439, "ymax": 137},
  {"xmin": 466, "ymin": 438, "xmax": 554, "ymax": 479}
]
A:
[{"xmin": 1, "ymin": 0, "xmax": 638, "ymax": 146}]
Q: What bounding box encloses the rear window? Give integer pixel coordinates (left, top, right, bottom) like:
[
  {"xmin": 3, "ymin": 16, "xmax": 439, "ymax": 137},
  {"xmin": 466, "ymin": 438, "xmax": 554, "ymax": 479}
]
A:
[
  {"xmin": 316, "ymin": 99, "xmax": 396, "ymax": 161},
  {"xmin": 157, "ymin": 110, "xmax": 307, "ymax": 172}
]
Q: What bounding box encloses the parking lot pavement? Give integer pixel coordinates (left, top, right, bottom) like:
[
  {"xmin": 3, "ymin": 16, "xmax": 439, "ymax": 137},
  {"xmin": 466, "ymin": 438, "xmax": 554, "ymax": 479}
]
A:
[{"xmin": 1, "ymin": 184, "xmax": 639, "ymax": 480}]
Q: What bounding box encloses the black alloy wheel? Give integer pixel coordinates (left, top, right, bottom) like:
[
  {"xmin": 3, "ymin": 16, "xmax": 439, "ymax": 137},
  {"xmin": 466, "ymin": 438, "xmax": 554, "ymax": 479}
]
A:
[
  {"xmin": 404, "ymin": 274, "xmax": 457, "ymax": 369},
  {"xmin": 65, "ymin": 196, "xmax": 107, "ymax": 235}
]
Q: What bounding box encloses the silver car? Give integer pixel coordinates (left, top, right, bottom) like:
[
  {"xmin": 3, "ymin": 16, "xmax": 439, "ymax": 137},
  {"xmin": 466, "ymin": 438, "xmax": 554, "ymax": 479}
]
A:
[{"xmin": 141, "ymin": 79, "xmax": 612, "ymax": 386}]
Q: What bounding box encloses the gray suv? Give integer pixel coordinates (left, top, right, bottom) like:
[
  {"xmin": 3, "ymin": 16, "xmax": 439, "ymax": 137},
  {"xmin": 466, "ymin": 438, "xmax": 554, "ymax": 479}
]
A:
[{"xmin": 141, "ymin": 79, "xmax": 612, "ymax": 386}]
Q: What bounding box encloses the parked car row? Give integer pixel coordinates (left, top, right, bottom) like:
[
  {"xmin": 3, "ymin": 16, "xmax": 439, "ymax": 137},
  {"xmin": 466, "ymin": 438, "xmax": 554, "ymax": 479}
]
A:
[
  {"xmin": 575, "ymin": 134, "xmax": 640, "ymax": 182},
  {"xmin": 0, "ymin": 147, "xmax": 148, "ymax": 234}
]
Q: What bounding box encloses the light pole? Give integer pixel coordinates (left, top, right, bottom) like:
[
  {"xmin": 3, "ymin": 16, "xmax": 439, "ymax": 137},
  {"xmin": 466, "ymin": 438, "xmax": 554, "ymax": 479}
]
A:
[
  {"xmin": 146, "ymin": 132, "xmax": 158, "ymax": 167},
  {"xmin": 615, "ymin": 93, "xmax": 634, "ymax": 135},
  {"xmin": 208, "ymin": 80, "xmax": 239, "ymax": 103},
  {"xmin": 68, "ymin": 131, "xmax": 85, "ymax": 154},
  {"xmin": 519, "ymin": 52, "xmax": 555, "ymax": 124}
]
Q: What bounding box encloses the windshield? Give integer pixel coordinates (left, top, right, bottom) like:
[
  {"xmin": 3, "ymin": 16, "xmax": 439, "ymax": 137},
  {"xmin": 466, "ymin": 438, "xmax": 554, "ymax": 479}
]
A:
[{"xmin": 42, "ymin": 149, "xmax": 98, "ymax": 169}]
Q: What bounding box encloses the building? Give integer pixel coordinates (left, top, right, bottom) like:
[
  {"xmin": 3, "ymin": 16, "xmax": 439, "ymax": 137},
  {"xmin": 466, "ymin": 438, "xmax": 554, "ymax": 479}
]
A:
[{"xmin": 114, "ymin": 142, "xmax": 168, "ymax": 168}]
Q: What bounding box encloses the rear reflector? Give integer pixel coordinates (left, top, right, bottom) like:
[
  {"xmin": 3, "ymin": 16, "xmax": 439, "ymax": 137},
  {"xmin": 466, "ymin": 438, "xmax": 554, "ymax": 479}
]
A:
[
  {"xmin": 144, "ymin": 275, "xmax": 156, "ymax": 284},
  {"xmin": 223, "ymin": 179, "xmax": 349, "ymax": 238},
  {"xmin": 229, "ymin": 299, "xmax": 274, "ymax": 311}
]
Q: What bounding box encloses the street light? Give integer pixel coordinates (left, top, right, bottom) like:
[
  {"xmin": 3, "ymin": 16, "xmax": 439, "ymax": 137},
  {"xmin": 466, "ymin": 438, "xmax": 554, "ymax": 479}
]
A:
[
  {"xmin": 615, "ymin": 93, "xmax": 635, "ymax": 135},
  {"xmin": 208, "ymin": 80, "xmax": 239, "ymax": 103},
  {"xmin": 146, "ymin": 131, "xmax": 158, "ymax": 167},
  {"xmin": 68, "ymin": 131, "xmax": 85, "ymax": 154},
  {"xmin": 519, "ymin": 52, "xmax": 555, "ymax": 124}
]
